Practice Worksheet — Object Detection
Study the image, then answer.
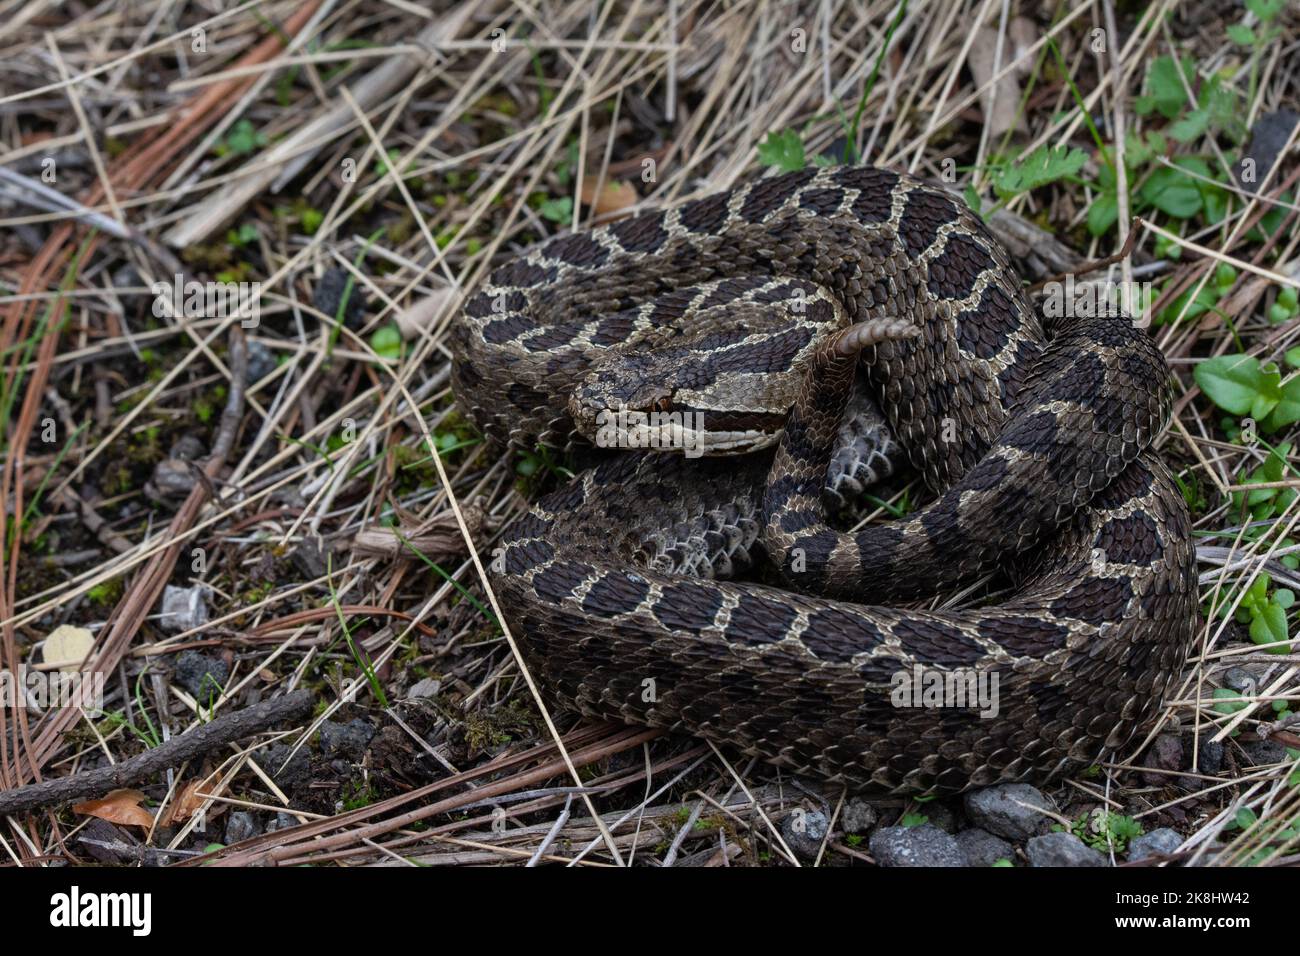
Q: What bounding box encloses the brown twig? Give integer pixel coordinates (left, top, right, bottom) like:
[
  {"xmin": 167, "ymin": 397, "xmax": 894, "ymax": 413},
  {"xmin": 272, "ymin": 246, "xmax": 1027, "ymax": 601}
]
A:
[
  {"xmin": 1026, "ymin": 217, "xmax": 1144, "ymax": 294},
  {"xmin": 0, "ymin": 690, "xmax": 312, "ymax": 817}
]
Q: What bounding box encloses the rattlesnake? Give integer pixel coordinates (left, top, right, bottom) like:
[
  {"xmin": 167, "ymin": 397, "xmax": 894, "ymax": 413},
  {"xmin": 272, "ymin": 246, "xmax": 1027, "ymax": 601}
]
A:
[{"xmin": 451, "ymin": 165, "xmax": 1198, "ymax": 793}]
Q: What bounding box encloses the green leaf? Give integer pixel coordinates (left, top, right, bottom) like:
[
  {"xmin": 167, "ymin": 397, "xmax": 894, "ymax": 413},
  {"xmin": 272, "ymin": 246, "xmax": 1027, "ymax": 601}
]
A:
[
  {"xmin": 1168, "ymin": 110, "xmax": 1210, "ymax": 143},
  {"xmin": 1087, "ymin": 193, "xmax": 1119, "ymax": 237},
  {"xmin": 1247, "ymin": 0, "xmax": 1284, "ymax": 22},
  {"xmin": 1213, "ymin": 687, "xmax": 1251, "ymax": 715},
  {"xmin": 1227, "ymin": 23, "xmax": 1256, "ymax": 45},
  {"xmin": 1193, "ymin": 355, "xmax": 1266, "ymax": 416},
  {"xmin": 537, "ymin": 196, "xmax": 573, "ymax": 223},
  {"xmin": 1262, "ymin": 376, "xmax": 1300, "ymax": 431},
  {"xmin": 370, "ymin": 325, "xmax": 402, "ymax": 361},
  {"xmin": 1139, "ymin": 166, "xmax": 1202, "ymax": 218},
  {"xmin": 992, "ymin": 145, "xmax": 1087, "ymax": 198},
  {"xmin": 1249, "ymin": 601, "xmax": 1288, "ymax": 650},
  {"xmin": 1136, "ymin": 56, "xmax": 1195, "ymax": 120},
  {"xmin": 219, "ymin": 119, "xmax": 265, "ymax": 157},
  {"xmin": 756, "ymin": 130, "xmax": 807, "ymax": 172}
]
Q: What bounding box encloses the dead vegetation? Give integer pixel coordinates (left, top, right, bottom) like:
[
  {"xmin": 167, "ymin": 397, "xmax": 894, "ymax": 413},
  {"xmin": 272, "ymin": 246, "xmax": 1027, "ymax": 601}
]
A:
[{"xmin": 0, "ymin": 0, "xmax": 1298, "ymax": 867}]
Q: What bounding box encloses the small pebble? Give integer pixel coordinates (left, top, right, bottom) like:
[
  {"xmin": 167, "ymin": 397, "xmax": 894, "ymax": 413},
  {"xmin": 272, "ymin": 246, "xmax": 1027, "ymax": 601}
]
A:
[
  {"xmin": 840, "ymin": 797, "xmax": 878, "ymax": 836},
  {"xmin": 1128, "ymin": 827, "xmax": 1183, "ymax": 862},
  {"xmin": 173, "ymin": 649, "xmax": 227, "ymax": 697},
  {"xmin": 1026, "ymin": 831, "xmax": 1107, "ymax": 867},
  {"xmin": 1141, "ymin": 733, "xmax": 1183, "ymax": 786},
  {"xmin": 159, "ymin": 585, "xmax": 209, "ymax": 634},
  {"xmin": 223, "ymin": 811, "xmax": 261, "ymax": 845},
  {"xmin": 869, "ymin": 825, "xmax": 965, "ymax": 867},
  {"xmin": 963, "ymin": 784, "xmax": 1056, "ymax": 841},
  {"xmin": 955, "ymin": 827, "xmax": 1015, "ymax": 867},
  {"xmin": 319, "ymin": 718, "xmax": 376, "ymax": 761},
  {"xmin": 780, "ymin": 809, "xmax": 828, "ymax": 861}
]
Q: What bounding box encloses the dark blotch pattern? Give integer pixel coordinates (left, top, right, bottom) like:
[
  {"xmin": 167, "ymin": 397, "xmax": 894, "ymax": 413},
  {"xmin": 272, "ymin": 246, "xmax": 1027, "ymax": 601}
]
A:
[
  {"xmin": 893, "ymin": 618, "xmax": 986, "ymax": 666},
  {"xmin": 582, "ymin": 571, "xmax": 652, "ymax": 618},
  {"xmin": 898, "ymin": 186, "xmax": 958, "ymax": 258},
  {"xmin": 545, "ymin": 232, "xmax": 609, "ymax": 268},
  {"xmin": 679, "ymin": 191, "xmax": 733, "ymax": 233},
  {"xmin": 797, "ymin": 186, "xmax": 847, "ymax": 217},
  {"xmin": 927, "ymin": 232, "xmax": 997, "ymax": 299},
  {"xmin": 739, "ymin": 168, "xmax": 817, "ymax": 223},
  {"xmin": 954, "ymin": 282, "xmax": 1018, "ymax": 360},
  {"xmin": 609, "ymin": 211, "xmax": 669, "ymax": 253},
  {"xmin": 803, "ymin": 607, "xmax": 886, "ymax": 662},
  {"xmin": 532, "ymin": 561, "xmax": 594, "ymax": 603},
  {"xmin": 1098, "ymin": 512, "xmax": 1164, "ymax": 566},
  {"xmin": 728, "ymin": 592, "xmax": 800, "ymax": 646},
  {"xmin": 652, "ymin": 581, "xmax": 723, "ymax": 632},
  {"xmin": 493, "ymin": 259, "xmax": 557, "ymax": 289}
]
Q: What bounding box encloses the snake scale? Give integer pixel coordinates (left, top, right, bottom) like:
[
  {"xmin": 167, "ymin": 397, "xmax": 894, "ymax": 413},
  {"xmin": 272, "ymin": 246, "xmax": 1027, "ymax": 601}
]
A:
[{"xmin": 451, "ymin": 165, "xmax": 1198, "ymax": 794}]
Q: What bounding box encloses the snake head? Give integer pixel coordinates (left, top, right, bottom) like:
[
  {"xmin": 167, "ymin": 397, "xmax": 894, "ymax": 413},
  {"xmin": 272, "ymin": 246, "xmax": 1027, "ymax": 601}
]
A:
[{"xmin": 567, "ymin": 356, "xmax": 782, "ymax": 457}]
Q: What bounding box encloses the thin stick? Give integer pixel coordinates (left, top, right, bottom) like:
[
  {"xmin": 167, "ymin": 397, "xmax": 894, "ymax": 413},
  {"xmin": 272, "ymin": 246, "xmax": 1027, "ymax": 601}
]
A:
[{"xmin": 0, "ymin": 691, "xmax": 313, "ymax": 817}]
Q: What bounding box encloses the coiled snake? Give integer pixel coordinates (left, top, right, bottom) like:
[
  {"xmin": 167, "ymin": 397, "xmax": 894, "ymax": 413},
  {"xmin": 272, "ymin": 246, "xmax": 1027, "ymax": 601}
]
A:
[{"xmin": 451, "ymin": 165, "xmax": 1198, "ymax": 794}]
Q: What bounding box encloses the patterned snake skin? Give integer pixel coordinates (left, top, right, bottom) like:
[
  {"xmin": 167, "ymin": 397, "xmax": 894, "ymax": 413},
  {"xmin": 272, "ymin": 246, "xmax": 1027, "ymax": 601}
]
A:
[{"xmin": 451, "ymin": 166, "xmax": 1198, "ymax": 794}]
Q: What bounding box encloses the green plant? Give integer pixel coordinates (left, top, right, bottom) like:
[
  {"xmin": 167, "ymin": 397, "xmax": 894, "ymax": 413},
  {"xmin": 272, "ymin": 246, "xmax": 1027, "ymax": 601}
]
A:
[
  {"xmin": 1224, "ymin": 571, "xmax": 1293, "ymax": 655},
  {"xmin": 1067, "ymin": 810, "xmax": 1143, "ymax": 853},
  {"xmin": 215, "ymin": 119, "xmax": 266, "ymax": 157},
  {"xmin": 1195, "ymin": 356, "xmax": 1300, "ymax": 435}
]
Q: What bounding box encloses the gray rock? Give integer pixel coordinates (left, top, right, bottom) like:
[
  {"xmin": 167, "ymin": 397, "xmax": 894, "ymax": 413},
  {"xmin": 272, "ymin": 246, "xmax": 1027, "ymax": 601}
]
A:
[
  {"xmin": 265, "ymin": 812, "xmax": 299, "ymax": 832},
  {"xmin": 1141, "ymin": 733, "xmax": 1183, "ymax": 786},
  {"xmin": 290, "ymin": 538, "xmax": 330, "ymax": 579},
  {"xmin": 869, "ymin": 824, "xmax": 965, "ymax": 867},
  {"xmin": 923, "ymin": 801, "xmax": 958, "ymax": 833},
  {"xmin": 956, "ymin": 827, "xmax": 1015, "ymax": 867},
  {"xmin": 840, "ymin": 798, "xmax": 878, "ymax": 835},
  {"xmin": 407, "ymin": 677, "xmax": 443, "ymax": 700},
  {"xmin": 246, "ymin": 340, "xmax": 277, "ymax": 385},
  {"xmin": 1240, "ymin": 738, "xmax": 1288, "ymax": 767},
  {"xmin": 1240, "ymin": 110, "xmax": 1300, "ymax": 194},
  {"xmin": 262, "ymin": 743, "xmax": 311, "ymax": 792},
  {"xmin": 1197, "ymin": 738, "xmax": 1224, "ymax": 776},
  {"xmin": 1026, "ymin": 831, "xmax": 1107, "ymax": 867},
  {"xmin": 159, "ymin": 585, "xmax": 209, "ymax": 634},
  {"xmin": 963, "ymin": 784, "xmax": 1057, "ymax": 841},
  {"xmin": 781, "ymin": 809, "xmax": 829, "ymax": 861},
  {"xmin": 173, "ymin": 649, "xmax": 227, "ymax": 698},
  {"xmin": 168, "ymin": 435, "xmax": 205, "ymax": 461},
  {"xmin": 313, "ymin": 266, "xmax": 370, "ymax": 329},
  {"xmin": 1128, "ymin": 827, "xmax": 1182, "ymax": 862},
  {"xmin": 319, "ymin": 718, "xmax": 375, "ymax": 760},
  {"xmin": 1223, "ymin": 666, "xmax": 1260, "ymax": 693},
  {"xmin": 223, "ymin": 811, "xmax": 260, "ymax": 845}
]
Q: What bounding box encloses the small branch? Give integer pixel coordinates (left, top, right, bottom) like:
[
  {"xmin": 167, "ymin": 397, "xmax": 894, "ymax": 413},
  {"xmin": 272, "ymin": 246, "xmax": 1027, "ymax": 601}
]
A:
[
  {"xmin": 0, "ymin": 690, "xmax": 313, "ymax": 817},
  {"xmin": 1027, "ymin": 217, "xmax": 1143, "ymax": 293}
]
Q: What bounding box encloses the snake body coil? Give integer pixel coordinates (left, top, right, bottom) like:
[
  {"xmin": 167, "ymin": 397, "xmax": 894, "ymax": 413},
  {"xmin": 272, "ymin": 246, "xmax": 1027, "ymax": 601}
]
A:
[{"xmin": 451, "ymin": 166, "xmax": 1198, "ymax": 794}]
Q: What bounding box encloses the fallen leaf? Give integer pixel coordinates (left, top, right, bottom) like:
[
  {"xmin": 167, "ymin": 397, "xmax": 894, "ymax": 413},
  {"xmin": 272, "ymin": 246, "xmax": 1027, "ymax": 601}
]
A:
[
  {"xmin": 158, "ymin": 779, "xmax": 208, "ymax": 827},
  {"xmin": 73, "ymin": 789, "xmax": 155, "ymax": 829},
  {"xmin": 42, "ymin": 624, "xmax": 94, "ymax": 673},
  {"xmin": 579, "ymin": 178, "xmax": 638, "ymax": 217}
]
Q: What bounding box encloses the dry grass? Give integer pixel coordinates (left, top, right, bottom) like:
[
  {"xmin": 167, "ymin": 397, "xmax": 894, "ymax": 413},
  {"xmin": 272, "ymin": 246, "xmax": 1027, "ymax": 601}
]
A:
[{"xmin": 1, "ymin": 0, "xmax": 1298, "ymax": 867}]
